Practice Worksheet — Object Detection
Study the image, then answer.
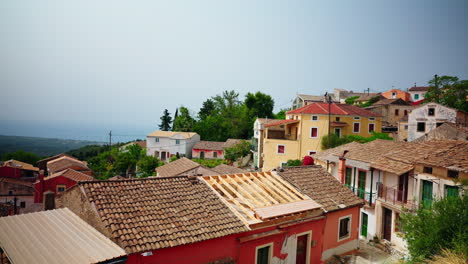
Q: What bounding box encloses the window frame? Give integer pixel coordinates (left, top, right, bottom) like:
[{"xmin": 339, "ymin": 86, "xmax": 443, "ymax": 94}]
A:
[
  {"xmin": 353, "ymin": 122, "xmax": 360, "ymax": 133},
  {"xmin": 277, "ymin": 144, "xmax": 285, "ymax": 155},
  {"xmin": 155, "ymin": 137, "xmax": 160, "ymax": 143},
  {"xmin": 334, "ymin": 128, "xmax": 341, "ymax": 138},
  {"xmin": 311, "ymin": 115, "xmax": 318, "ymax": 121},
  {"xmin": 417, "ymin": 122, "xmax": 425, "ymax": 132},
  {"xmin": 423, "ymin": 166, "xmax": 433, "ymax": 174},
  {"xmin": 369, "ymin": 117, "xmax": 375, "ymax": 121},
  {"xmin": 414, "ymin": 94, "xmax": 420, "ymax": 100},
  {"xmin": 354, "ymin": 117, "xmax": 360, "ymax": 120},
  {"xmin": 56, "ymin": 185, "xmax": 66, "ymax": 193},
  {"xmin": 308, "ymin": 151, "xmax": 316, "ymax": 156},
  {"xmin": 368, "ymin": 123, "xmax": 375, "ymax": 133},
  {"xmin": 395, "ymin": 109, "xmax": 399, "ymax": 116},
  {"xmin": 336, "ymin": 117, "xmax": 341, "ymax": 122},
  {"xmin": 338, "ymin": 215, "xmax": 352, "ymax": 242},
  {"xmin": 213, "ymin": 151, "xmax": 218, "ymax": 158},
  {"xmin": 428, "ymin": 108, "xmax": 435, "ymax": 116},
  {"xmin": 255, "ymin": 242, "xmax": 273, "ymax": 264},
  {"xmin": 448, "ymin": 170, "xmax": 459, "ymax": 178},
  {"xmin": 310, "ymin": 127, "xmax": 319, "ymax": 138},
  {"xmin": 295, "ymin": 231, "xmax": 312, "ymax": 264},
  {"xmin": 175, "ymin": 139, "xmax": 180, "ymax": 145}
]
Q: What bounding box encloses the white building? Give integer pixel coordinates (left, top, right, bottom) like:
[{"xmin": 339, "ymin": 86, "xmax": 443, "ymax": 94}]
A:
[
  {"xmin": 407, "ymin": 86, "xmax": 428, "ymax": 102},
  {"xmin": 407, "ymin": 103, "xmax": 467, "ymax": 142},
  {"xmin": 146, "ymin": 131, "xmax": 200, "ymax": 161}
]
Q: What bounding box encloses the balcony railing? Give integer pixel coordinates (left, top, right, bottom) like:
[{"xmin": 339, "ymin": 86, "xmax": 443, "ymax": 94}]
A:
[
  {"xmin": 344, "ymin": 184, "xmax": 377, "ymax": 206},
  {"xmin": 377, "ymin": 183, "xmax": 417, "ymax": 211}
]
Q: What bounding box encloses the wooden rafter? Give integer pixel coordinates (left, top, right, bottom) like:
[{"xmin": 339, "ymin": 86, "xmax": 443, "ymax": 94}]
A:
[
  {"xmin": 222, "ymin": 175, "xmax": 262, "ymax": 208},
  {"xmin": 217, "ymin": 176, "xmax": 256, "ymax": 209},
  {"xmin": 236, "ymin": 174, "xmax": 276, "ymax": 206},
  {"xmin": 262, "ymin": 173, "xmax": 301, "ymax": 201},
  {"xmin": 246, "ymin": 173, "xmax": 282, "ymax": 204},
  {"xmin": 243, "ymin": 174, "xmax": 279, "ymax": 205},
  {"xmin": 252, "ymin": 173, "xmax": 290, "ymax": 203}
]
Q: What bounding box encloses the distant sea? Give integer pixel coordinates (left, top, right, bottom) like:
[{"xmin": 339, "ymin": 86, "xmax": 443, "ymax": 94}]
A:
[{"xmin": 0, "ymin": 120, "xmax": 153, "ymax": 143}]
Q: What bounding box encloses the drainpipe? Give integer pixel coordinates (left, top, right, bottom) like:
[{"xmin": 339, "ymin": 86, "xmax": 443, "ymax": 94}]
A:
[
  {"xmin": 370, "ymin": 168, "xmax": 374, "ymax": 205},
  {"xmin": 353, "ymin": 167, "xmax": 357, "ymax": 193}
]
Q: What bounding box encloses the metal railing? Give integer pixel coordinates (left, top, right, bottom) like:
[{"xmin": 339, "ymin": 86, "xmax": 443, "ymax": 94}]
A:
[
  {"xmin": 377, "ymin": 182, "xmax": 417, "ymax": 211},
  {"xmin": 344, "ymin": 184, "xmax": 377, "ymax": 206}
]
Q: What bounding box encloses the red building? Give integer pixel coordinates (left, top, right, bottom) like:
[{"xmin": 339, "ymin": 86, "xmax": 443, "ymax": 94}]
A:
[
  {"xmin": 192, "ymin": 139, "xmax": 242, "ymax": 160},
  {"xmin": 34, "ymin": 168, "xmax": 94, "ymax": 203},
  {"xmin": 46, "ymin": 155, "xmax": 91, "ymax": 175},
  {"xmin": 58, "ymin": 166, "xmax": 363, "ymax": 264},
  {"xmin": 0, "ymin": 160, "xmax": 39, "ymax": 181}
]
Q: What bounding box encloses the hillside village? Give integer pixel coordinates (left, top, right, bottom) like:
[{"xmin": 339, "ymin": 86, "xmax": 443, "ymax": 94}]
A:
[{"xmin": 0, "ymin": 83, "xmax": 466, "ymax": 264}]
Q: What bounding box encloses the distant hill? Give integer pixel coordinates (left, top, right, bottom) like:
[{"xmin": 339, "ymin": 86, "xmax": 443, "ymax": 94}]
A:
[{"xmin": 0, "ymin": 135, "xmax": 104, "ymax": 157}]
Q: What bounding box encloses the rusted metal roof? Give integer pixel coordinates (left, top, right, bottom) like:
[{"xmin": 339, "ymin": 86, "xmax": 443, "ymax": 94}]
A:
[{"xmin": 0, "ymin": 208, "xmax": 126, "ymax": 264}]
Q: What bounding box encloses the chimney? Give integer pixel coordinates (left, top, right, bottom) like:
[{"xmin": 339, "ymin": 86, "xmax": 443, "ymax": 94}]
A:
[
  {"xmin": 43, "ymin": 191, "xmax": 55, "ymax": 210},
  {"xmin": 338, "ymin": 158, "xmax": 346, "ymax": 184}
]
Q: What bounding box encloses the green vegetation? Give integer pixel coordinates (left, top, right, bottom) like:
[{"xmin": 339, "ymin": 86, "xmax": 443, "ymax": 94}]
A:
[
  {"xmin": 159, "ymin": 109, "xmax": 173, "ymax": 131},
  {"xmin": 359, "ymin": 95, "xmax": 381, "ymax": 108},
  {"xmin": 0, "ymin": 135, "xmax": 103, "ymax": 157},
  {"xmin": 401, "ymin": 195, "xmax": 467, "ymax": 263},
  {"xmin": 274, "ymin": 108, "xmax": 288, "ymax": 120},
  {"xmin": 172, "ymin": 107, "xmax": 196, "ymax": 132},
  {"xmin": 88, "ymin": 144, "xmax": 162, "ymax": 179},
  {"xmin": 286, "ymin": 159, "xmax": 302, "ymax": 167},
  {"xmin": 224, "ymin": 140, "xmax": 251, "ymax": 162},
  {"xmin": 321, "ymin": 132, "xmax": 393, "ymax": 150},
  {"xmin": 192, "ymin": 158, "xmax": 227, "ymax": 168},
  {"xmin": 1, "ymin": 150, "xmax": 41, "ymax": 165},
  {"xmin": 345, "ymin": 96, "xmax": 360, "ymax": 105},
  {"xmin": 425, "ymin": 75, "xmax": 468, "ymax": 112},
  {"xmin": 66, "ymin": 144, "xmax": 114, "ymax": 161}
]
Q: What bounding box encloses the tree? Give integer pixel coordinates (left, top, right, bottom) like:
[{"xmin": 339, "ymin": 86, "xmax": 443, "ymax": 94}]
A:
[
  {"xmin": 198, "ymin": 99, "xmax": 215, "ymax": 120},
  {"xmin": 425, "ymin": 75, "xmax": 468, "ymax": 112},
  {"xmin": 137, "ymin": 155, "xmax": 161, "ymax": 177},
  {"xmin": 172, "ymin": 107, "xmax": 196, "ymax": 132},
  {"xmin": 345, "ymin": 96, "xmax": 360, "ymax": 105},
  {"xmin": 159, "ymin": 109, "xmax": 172, "ymax": 131},
  {"xmin": 224, "ymin": 140, "xmax": 251, "ymax": 161},
  {"xmin": 401, "ymin": 195, "xmax": 468, "ymax": 262},
  {"xmin": 360, "ymin": 96, "xmax": 381, "ymax": 108},
  {"xmin": 275, "ymin": 109, "xmax": 288, "ymax": 120},
  {"xmin": 245, "ymin": 92, "xmax": 274, "ymax": 119},
  {"xmin": 286, "ymin": 159, "xmax": 302, "ymax": 166},
  {"xmin": 172, "ymin": 108, "xmax": 179, "ymax": 131},
  {"xmin": 1, "ymin": 150, "xmax": 41, "ymax": 165}
]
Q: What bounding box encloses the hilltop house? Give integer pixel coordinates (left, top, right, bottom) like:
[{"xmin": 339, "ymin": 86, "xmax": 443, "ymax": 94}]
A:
[
  {"xmin": 407, "ymin": 102, "xmax": 467, "ymax": 142},
  {"xmin": 192, "ymin": 139, "xmax": 242, "ymax": 160},
  {"xmin": 46, "ymin": 155, "xmax": 91, "ymax": 175},
  {"xmin": 260, "ymin": 102, "xmax": 382, "ymax": 171},
  {"xmin": 253, "ymin": 118, "xmax": 283, "ymax": 169},
  {"xmin": 0, "ymin": 160, "xmax": 39, "ymax": 181},
  {"xmin": 365, "ymin": 98, "xmax": 414, "ymax": 132},
  {"xmin": 314, "ymin": 139, "xmax": 467, "ymax": 255},
  {"xmin": 146, "ymin": 131, "xmax": 200, "ymax": 160},
  {"xmin": 381, "ymin": 89, "xmax": 410, "ymax": 102},
  {"xmin": 37, "ymin": 153, "xmax": 75, "ymax": 175},
  {"xmin": 408, "ymin": 86, "xmax": 429, "ymax": 102},
  {"xmin": 57, "ymin": 166, "xmax": 363, "ymax": 264},
  {"xmin": 0, "ymin": 178, "xmax": 35, "ymax": 216},
  {"xmin": 154, "ymin": 157, "xmax": 218, "ymax": 177}
]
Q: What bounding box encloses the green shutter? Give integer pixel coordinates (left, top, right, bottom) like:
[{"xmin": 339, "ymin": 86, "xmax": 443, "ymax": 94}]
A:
[
  {"xmin": 445, "ymin": 185, "xmax": 459, "ymax": 198},
  {"xmin": 345, "ymin": 167, "xmax": 352, "ymax": 187},
  {"xmin": 422, "ymin": 180, "xmax": 433, "ymax": 208}
]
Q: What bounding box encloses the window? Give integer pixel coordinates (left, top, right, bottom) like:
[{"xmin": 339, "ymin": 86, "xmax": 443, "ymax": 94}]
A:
[
  {"xmin": 277, "ymin": 145, "xmax": 285, "ymax": 154},
  {"xmin": 308, "ymin": 151, "xmax": 316, "ymax": 156},
  {"xmin": 414, "ymin": 94, "xmax": 420, "ymax": 100},
  {"xmin": 57, "ymin": 185, "xmax": 66, "ymax": 193},
  {"xmin": 336, "ymin": 117, "xmax": 341, "ymax": 122},
  {"xmin": 155, "ymin": 137, "xmax": 159, "ymax": 143},
  {"xmin": 423, "ymin": 166, "xmax": 433, "ymax": 174},
  {"xmin": 8, "ymin": 190, "xmax": 13, "ymax": 196},
  {"xmin": 428, "ymin": 108, "xmax": 435, "ymax": 116},
  {"xmin": 256, "ymin": 243, "xmax": 272, "ymax": 264},
  {"xmin": 445, "ymin": 185, "xmax": 459, "ymax": 198},
  {"xmin": 448, "ymin": 170, "xmax": 459, "ymax": 178},
  {"xmin": 338, "ymin": 215, "xmax": 351, "ymax": 241},
  {"xmin": 311, "ymin": 115, "xmax": 318, "ymax": 121},
  {"xmin": 368, "ymin": 123, "xmax": 375, "ymax": 133},
  {"xmin": 354, "ymin": 117, "xmax": 360, "ymax": 120},
  {"xmin": 404, "ymin": 110, "xmax": 408, "ymax": 116},
  {"xmin": 20, "ymin": 201, "xmax": 26, "ymax": 208},
  {"xmin": 334, "ymin": 128, "xmax": 341, "ymax": 138},
  {"xmin": 391, "ymin": 92, "xmax": 396, "ymax": 98},
  {"xmin": 213, "ymin": 152, "xmax": 218, "ymax": 158},
  {"xmin": 404, "ymin": 125, "xmax": 408, "ymax": 130},
  {"xmin": 310, "ymin": 127, "xmax": 318, "ymax": 138},
  {"xmin": 395, "ymin": 109, "xmax": 399, "ymax": 116},
  {"xmin": 175, "ymin": 139, "xmax": 180, "ymax": 145},
  {"xmin": 353, "ymin": 122, "xmax": 360, "ymax": 133},
  {"xmin": 417, "ymin": 122, "xmax": 425, "ymax": 132},
  {"xmin": 369, "ymin": 117, "xmax": 375, "ymax": 121}
]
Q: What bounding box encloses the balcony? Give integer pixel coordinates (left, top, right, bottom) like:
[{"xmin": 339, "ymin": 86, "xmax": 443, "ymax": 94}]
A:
[
  {"xmin": 345, "ymin": 184, "xmax": 377, "ymax": 207},
  {"xmin": 377, "ymin": 183, "xmax": 417, "ymax": 211}
]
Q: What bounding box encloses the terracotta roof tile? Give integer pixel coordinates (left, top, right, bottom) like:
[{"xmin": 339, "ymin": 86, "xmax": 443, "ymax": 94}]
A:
[
  {"xmin": 76, "ymin": 177, "xmax": 248, "ymax": 253},
  {"xmin": 211, "ymin": 164, "xmax": 247, "ymax": 175},
  {"xmin": 155, "ymin": 157, "xmax": 201, "ymax": 177},
  {"xmin": 1, "ymin": 160, "xmax": 39, "ymax": 172},
  {"xmin": 408, "ymin": 86, "xmax": 429, "ymax": 92},
  {"xmin": 193, "ymin": 141, "xmax": 225, "ymax": 151},
  {"xmin": 147, "ymin": 131, "xmax": 198, "ymax": 139},
  {"xmin": 47, "ymin": 156, "xmax": 89, "ymax": 174},
  {"xmin": 46, "ymin": 169, "xmax": 94, "ymax": 182},
  {"xmin": 277, "ymin": 166, "xmax": 364, "ymax": 212},
  {"xmin": 287, "ymin": 102, "xmax": 381, "ymax": 117},
  {"xmin": 264, "ymin": 119, "xmax": 300, "ymax": 128}
]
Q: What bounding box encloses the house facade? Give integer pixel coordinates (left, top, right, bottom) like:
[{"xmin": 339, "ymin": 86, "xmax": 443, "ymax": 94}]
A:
[
  {"xmin": 146, "ymin": 131, "xmax": 200, "ymax": 160},
  {"xmin": 365, "ymin": 99, "xmax": 414, "ymax": 132},
  {"xmin": 0, "ymin": 177, "xmax": 35, "ymax": 215},
  {"xmin": 253, "ymin": 118, "xmax": 282, "ymax": 169},
  {"xmin": 408, "ymin": 86, "xmax": 429, "ymax": 102},
  {"xmin": 192, "ymin": 139, "xmax": 242, "ymax": 160},
  {"xmin": 407, "ymin": 103, "xmax": 467, "ymax": 141},
  {"xmin": 381, "ymin": 89, "xmax": 410, "ymax": 102},
  {"xmin": 0, "ymin": 160, "xmax": 39, "ymax": 181},
  {"xmin": 261, "ymin": 103, "xmax": 382, "ymax": 171}
]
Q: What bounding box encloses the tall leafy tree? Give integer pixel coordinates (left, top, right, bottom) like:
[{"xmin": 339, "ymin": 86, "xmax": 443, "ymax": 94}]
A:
[
  {"xmin": 245, "ymin": 92, "xmax": 275, "ymax": 119},
  {"xmin": 198, "ymin": 99, "xmax": 215, "ymax": 120},
  {"xmin": 172, "ymin": 108, "xmax": 179, "ymax": 131},
  {"xmin": 1, "ymin": 150, "xmax": 41, "ymax": 165},
  {"xmin": 159, "ymin": 109, "xmax": 172, "ymax": 131},
  {"xmin": 426, "ymin": 75, "xmax": 468, "ymax": 112},
  {"xmin": 172, "ymin": 107, "xmax": 196, "ymax": 132}
]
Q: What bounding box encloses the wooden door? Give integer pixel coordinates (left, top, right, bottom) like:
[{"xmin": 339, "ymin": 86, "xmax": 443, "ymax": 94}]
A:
[
  {"xmin": 200, "ymin": 151, "xmax": 205, "ymax": 159},
  {"xmin": 422, "ymin": 180, "xmax": 433, "ymax": 208},
  {"xmin": 397, "ymin": 173, "xmax": 409, "ymax": 202},
  {"xmin": 361, "ymin": 212, "xmax": 368, "ymax": 237},
  {"xmin": 358, "ymin": 170, "xmax": 366, "ymax": 199},
  {"xmin": 257, "ymin": 245, "xmax": 270, "ymax": 264},
  {"xmin": 161, "ymin": 151, "xmax": 166, "ymax": 161},
  {"xmin": 296, "ymin": 234, "xmax": 308, "ymax": 264},
  {"xmin": 383, "ymin": 207, "xmax": 392, "ymax": 241}
]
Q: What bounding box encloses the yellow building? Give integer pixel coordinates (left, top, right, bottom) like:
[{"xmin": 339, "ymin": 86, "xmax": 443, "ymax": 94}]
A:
[{"xmin": 262, "ymin": 102, "xmax": 383, "ymax": 171}]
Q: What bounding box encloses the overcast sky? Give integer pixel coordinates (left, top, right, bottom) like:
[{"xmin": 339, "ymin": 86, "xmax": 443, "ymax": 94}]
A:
[{"xmin": 0, "ymin": 0, "xmax": 467, "ymax": 140}]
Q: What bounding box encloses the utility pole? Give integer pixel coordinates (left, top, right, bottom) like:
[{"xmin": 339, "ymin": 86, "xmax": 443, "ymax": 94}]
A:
[
  {"xmin": 109, "ymin": 130, "xmax": 112, "ymax": 150},
  {"xmin": 325, "ymin": 92, "xmax": 332, "ymax": 171},
  {"xmin": 365, "ymin": 87, "xmax": 370, "ymax": 95},
  {"xmin": 434, "ymin": 74, "xmax": 439, "ymax": 102}
]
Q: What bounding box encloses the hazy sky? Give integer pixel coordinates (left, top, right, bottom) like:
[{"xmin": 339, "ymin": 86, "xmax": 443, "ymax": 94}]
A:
[{"xmin": 1, "ymin": 0, "xmax": 467, "ymax": 140}]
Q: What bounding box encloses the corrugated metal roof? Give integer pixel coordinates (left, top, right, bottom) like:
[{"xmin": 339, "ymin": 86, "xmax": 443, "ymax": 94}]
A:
[{"xmin": 0, "ymin": 208, "xmax": 126, "ymax": 264}]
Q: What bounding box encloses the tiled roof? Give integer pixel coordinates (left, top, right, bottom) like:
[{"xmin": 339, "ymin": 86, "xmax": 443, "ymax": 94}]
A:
[
  {"xmin": 287, "ymin": 102, "xmax": 381, "ymax": 117},
  {"xmin": 0, "ymin": 208, "xmax": 126, "ymax": 264},
  {"xmin": 47, "ymin": 156, "xmax": 89, "ymax": 174},
  {"xmin": 193, "ymin": 141, "xmax": 226, "ymax": 151},
  {"xmin": 147, "ymin": 130, "xmax": 198, "ymax": 139},
  {"xmin": 264, "ymin": 119, "xmax": 300, "ymax": 128},
  {"xmin": 409, "ymin": 86, "xmax": 429, "ymax": 92},
  {"xmin": 256, "ymin": 118, "xmax": 283, "ymax": 125},
  {"xmin": 75, "ymin": 177, "xmax": 248, "ymax": 253},
  {"xmin": 372, "ymin": 98, "xmax": 409, "ymax": 106},
  {"xmin": 109, "ymin": 175, "xmax": 127, "ymax": 180},
  {"xmin": 37, "ymin": 153, "xmax": 74, "ymax": 164},
  {"xmin": 315, "ymin": 141, "xmax": 365, "ymax": 161},
  {"xmin": 297, "ymin": 94, "xmax": 338, "ymax": 102},
  {"xmin": 224, "ymin": 139, "xmax": 244, "ymax": 148},
  {"xmin": 413, "ymin": 123, "xmax": 468, "ymax": 142},
  {"xmin": 211, "ymin": 164, "xmax": 247, "ymax": 175},
  {"xmin": 0, "ymin": 177, "xmax": 34, "ymax": 188},
  {"xmin": 155, "ymin": 157, "xmax": 200, "ymax": 177},
  {"xmin": 277, "ymin": 166, "xmax": 364, "ymax": 212},
  {"xmin": 355, "ymin": 94, "xmax": 382, "ymax": 101},
  {"xmin": 1, "ymin": 160, "xmax": 39, "ymax": 172},
  {"xmin": 46, "ymin": 169, "xmax": 94, "ymax": 182}
]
